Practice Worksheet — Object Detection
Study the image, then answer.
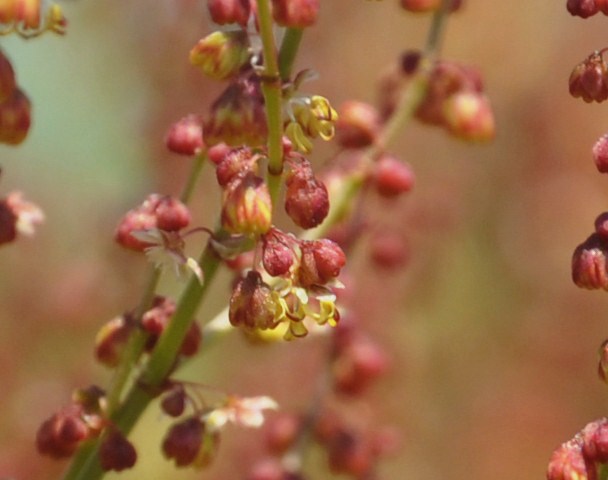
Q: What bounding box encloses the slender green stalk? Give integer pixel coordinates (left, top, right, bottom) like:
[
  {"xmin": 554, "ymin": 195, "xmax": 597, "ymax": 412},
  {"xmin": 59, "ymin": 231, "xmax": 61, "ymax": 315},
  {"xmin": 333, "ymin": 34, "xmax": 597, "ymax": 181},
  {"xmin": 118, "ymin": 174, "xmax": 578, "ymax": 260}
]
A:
[{"xmin": 180, "ymin": 151, "xmax": 207, "ymax": 204}]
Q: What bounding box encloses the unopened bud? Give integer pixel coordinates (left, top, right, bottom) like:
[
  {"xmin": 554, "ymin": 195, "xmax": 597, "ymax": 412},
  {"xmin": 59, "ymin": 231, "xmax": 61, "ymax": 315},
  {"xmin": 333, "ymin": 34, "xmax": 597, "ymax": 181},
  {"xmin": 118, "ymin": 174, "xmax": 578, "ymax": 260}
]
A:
[
  {"xmin": 36, "ymin": 405, "xmax": 91, "ymax": 459},
  {"xmin": 99, "ymin": 429, "xmax": 137, "ymax": 472},
  {"xmin": 567, "ymin": 0, "xmax": 604, "ymax": 17},
  {"xmin": 262, "ymin": 228, "xmax": 296, "ymax": 277},
  {"xmin": 298, "ymin": 239, "xmax": 346, "ymax": 287},
  {"xmin": 546, "ymin": 438, "xmax": 589, "ymax": 480},
  {"xmin": 582, "ymin": 418, "xmax": 608, "ymax": 463},
  {"xmin": 442, "ymin": 91, "xmax": 495, "ymax": 142},
  {"xmin": 336, "ymin": 101, "xmax": 381, "ymax": 149},
  {"xmin": 593, "ymin": 134, "xmax": 608, "ymax": 173},
  {"xmin": 161, "ymin": 385, "xmax": 187, "ymax": 418},
  {"xmin": 569, "ymin": 51, "xmax": 608, "ymax": 103},
  {"xmin": 369, "ymin": 232, "xmax": 409, "ymax": 270},
  {"xmin": 216, "ymin": 147, "xmax": 258, "ymax": 187},
  {"xmin": 0, "ymin": 88, "xmax": 31, "ymax": 145},
  {"xmin": 285, "ymin": 172, "xmax": 329, "ymax": 229},
  {"xmin": 271, "ymin": 0, "xmax": 319, "ymax": 28},
  {"xmin": 94, "ymin": 315, "xmax": 133, "ymax": 367},
  {"xmin": 165, "ymin": 114, "xmax": 204, "ymax": 156},
  {"xmin": 264, "ymin": 413, "xmax": 302, "ymax": 455},
  {"xmin": 572, "ymin": 233, "xmax": 608, "ymax": 290},
  {"xmin": 598, "ymin": 339, "xmax": 608, "ymax": 384},
  {"xmin": 221, "ymin": 172, "xmax": 272, "ymax": 236},
  {"xmin": 207, "ymin": 0, "xmax": 251, "ymax": 26},
  {"xmin": 372, "ymin": 155, "xmax": 415, "ymax": 198},
  {"xmin": 162, "ymin": 417, "xmax": 204, "ymax": 467},
  {"xmin": 190, "ymin": 31, "xmax": 250, "ymax": 81},
  {"xmin": 229, "ymin": 270, "xmax": 278, "ymax": 330}
]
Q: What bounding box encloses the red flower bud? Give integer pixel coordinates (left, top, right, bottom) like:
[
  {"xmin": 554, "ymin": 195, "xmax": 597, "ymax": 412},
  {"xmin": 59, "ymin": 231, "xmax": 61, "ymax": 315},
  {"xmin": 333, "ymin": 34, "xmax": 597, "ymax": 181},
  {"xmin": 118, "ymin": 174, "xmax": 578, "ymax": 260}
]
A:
[
  {"xmin": 207, "ymin": 0, "xmax": 251, "ymax": 26},
  {"xmin": 229, "ymin": 270, "xmax": 278, "ymax": 330},
  {"xmin": 582, "ymin": 419, "xmax": 608, "ymax": 463},
  {"xmin": 567, "ymin": 0, "xmax": 601, "ymax": 17},
  {"xmin": 94, "ymin": 315, "xmax": 134, "ymax": 367},
  {"xmin": 326, "ymin": 428, "xmax": 375, "ymax": 478},
  {"xmin": 599, "ymin": 339, "xmax": 608, "ymax": 384},
  {"xmin": 99, "ymin": 429, "xmax": 137, "ymax": 472},
  {"xmin": 442, "ymin": 91, "xmax": 495, "ymax": 142},
  {"xmin": 547, "ymin": 438, "xmax": 591, "ymax": 480},
  {"xmin": 400, "ymin": 0, "xmax": 461, "ymax": 13},
  {"xmin": 285, "ymin": 172, "xmax": 329, "ymax": 229},
  {"xmin": 36, "ymin": 405, "xmax": 91, "ymax": 459},
  {"xmin": 271, "ymin": 0, "xmax": 319, "ymax": 28},
  {"xmin": 593, "ymin": 134, "xmax": 608, "ymax": 173},
  {"xmin": 161, "ymin": 386, "xmax": 187, "ymax": 418},
  {"xmin": 165, "ymin": 114, "xmax": 204, "ymax": 156},
  {"xmin": 569, "ymin": 51, "xmax": 608, "ymax": 103},
  {"xmin": 221, "ymin": 172, "xmax": 272, "ymax": 236},
  {"xmin": 369, "ymin": 232, "xmax": 409, "ymax": 270},
  {"xmin": 336, "ymin": 101, "xmax": 381, "ymax": 149},
  {"xmin": 0, "ymin": 88, "xmax": 31, "ymax": 145},
  {"xmin": 264, "ymin": 413, "xmax": 302, "ymax": 455},
  {"xmin": 572, "ymin": 233, "xmax": 608, "ymax": 290},
  {"xmin": 262, "ymin": 228, "xmax": 296, "ymax": 277},
  {"xmin": 372, "ymin": 155, "xmax": 415, "ymax": 198},
  {"xmin": 190, "ymin": 30, "xmax": 250, "ymax": 81},
  {"xmin": 162, "ymin": 417, "xmax": 204, "ymax": 467},
  {"xmin": 298, "ymin": 239, "xmax": 346, "ymax": 287},
  {"xmin": 216, "ymin": 147, "xmax": 258, "ymax": 187}
]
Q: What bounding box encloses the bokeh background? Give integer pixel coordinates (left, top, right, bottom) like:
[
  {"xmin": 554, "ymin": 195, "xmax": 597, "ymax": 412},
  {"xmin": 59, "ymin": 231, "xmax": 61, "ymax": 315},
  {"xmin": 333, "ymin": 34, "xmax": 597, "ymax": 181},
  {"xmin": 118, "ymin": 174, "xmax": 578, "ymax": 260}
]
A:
[{"xmin": 1, "ymin": 1, "xmax": 608, "ymax": 479}]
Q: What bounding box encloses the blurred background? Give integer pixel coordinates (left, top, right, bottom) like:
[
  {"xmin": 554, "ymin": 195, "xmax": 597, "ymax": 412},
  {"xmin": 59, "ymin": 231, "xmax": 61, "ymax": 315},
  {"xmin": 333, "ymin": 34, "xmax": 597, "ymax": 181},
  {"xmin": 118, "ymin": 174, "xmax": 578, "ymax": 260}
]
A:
[{"xmin": 1, "ymin": 1, "xmax": 608, "ymax": 479}]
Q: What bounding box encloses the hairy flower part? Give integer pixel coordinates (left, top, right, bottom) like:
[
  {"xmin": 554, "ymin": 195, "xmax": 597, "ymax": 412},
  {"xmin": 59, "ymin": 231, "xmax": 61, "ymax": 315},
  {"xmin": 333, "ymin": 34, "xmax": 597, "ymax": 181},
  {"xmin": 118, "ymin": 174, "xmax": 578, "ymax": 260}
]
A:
[
  {"xmin": 0, "ymin": 0, "xmax": 66, "ymax": 36},
  {"xmin": 204, "ymin": 395, "xmax": 278, "ymax": 432},
  {"xmin": 262, "ymin": 228, "xmax": 296, "ymax": 277},
  {"xmin": 336, "ymin": 100, "xmax": 381, "ymax": 149},
  {"xmin": 0, "ymin": 87, "xmax": 30, "ymax": 145},
  {"xmin": 569, "ymin": 51, "xmax": 608, "ymax": 103},
  {"xmin": 567, "ymin": 0, "xmax": 608, "ymax": 17},
  {"xmin": 229, "ymin": 270, "xmax": 278, "ymax": 330},
  {"xmin": 207, "ymin": 0, "xmax": 251, "ymax": 26},
  {"xmin": 190, "ymin": 30, "xmax": 250, "ymax": 81},
  {"xmin": 222, "ymin": 172, "xmax": 272, "ymax": 236},
  {"xmin": 284, "ymin": 168, "xmax": 330, "ymax": 229},
  {"xmin": 271, "ymin": 0, "xmax": 319, "ymax": 28},
  {"xmin": 165, "ymin": 114, "xmax": 204, "ymax": 156},
  {"xmin": 130, "ymin": 229, "xmax": 204, "ymax": 283},
  {"xmin": 215, "ymin": 147, "xmax": 259, "ymax": 187},
  {"xmin": 205, "ymin": 76, "xmax": 268, "ymax": 147},
  {"xmin": 442, "ymin": 91, "xmax": 495, "ymax": 142},
  {"xmin": 0, "ymin": 49, "xmax": 15, "ymax": 103},
  {"xmin": 400, "ymin": 0, "xmax": 462, "ymax": 12},
  {"xmin": 298, "ymin": 239, "xmax": 346, "ymax": 287},
  {"xmin": 592, "ymin": 134, "xmax": 608, "ymax": 173},
  {"xmin": 115, "ymin": 194, "xmax": 191, "ymax": 251},
  {"xmin": 572, "ymin": 233, "xmax": 608, "ymax": 290},
  {"xmin": 94, "ymin": 314, "xmax": 134, "ymax": 367},
  {"xmin": 371, "ymin": 154, "xmax": 415, "ymax": 198},
  {"xmin": 36, "ymin": 405, "xmax": 92, "ymax": 459},
  {"xmin": 163, "ymin": 417, "xmax": 219, "ymax": 469},
  {"xmin": 98, "ymin": 429, "xmax": 137, "ymax": 472}
]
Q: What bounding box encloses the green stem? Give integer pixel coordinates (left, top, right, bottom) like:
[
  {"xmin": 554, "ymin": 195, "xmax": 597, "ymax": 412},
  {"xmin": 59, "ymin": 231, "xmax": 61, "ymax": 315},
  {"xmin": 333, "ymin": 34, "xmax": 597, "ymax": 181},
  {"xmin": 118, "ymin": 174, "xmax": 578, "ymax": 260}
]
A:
[{"xmin": 180, "ymin": 151, "xmax": 207, "ymax": 204}]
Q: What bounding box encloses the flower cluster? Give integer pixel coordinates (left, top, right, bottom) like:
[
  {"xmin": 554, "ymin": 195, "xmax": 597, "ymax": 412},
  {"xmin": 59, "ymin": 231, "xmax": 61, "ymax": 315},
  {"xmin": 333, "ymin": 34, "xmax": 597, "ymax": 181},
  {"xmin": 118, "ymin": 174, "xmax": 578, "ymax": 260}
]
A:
[{"xmin": 567, "ymin": 0, "xmax": 608, "ymax": 18}]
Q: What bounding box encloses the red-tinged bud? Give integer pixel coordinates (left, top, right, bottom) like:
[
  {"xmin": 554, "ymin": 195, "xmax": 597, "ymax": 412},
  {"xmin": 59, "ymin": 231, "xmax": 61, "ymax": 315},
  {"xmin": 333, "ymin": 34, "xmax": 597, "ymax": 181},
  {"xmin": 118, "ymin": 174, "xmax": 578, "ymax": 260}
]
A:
[
  {"xmin": 298, "ymin": 239, "xmax": 346, "ymax": 287},
  {"xmin": 162, "ymin": 417, "xmax": 204, "ymax": 467},
  {"xmin": 372, "ymin": 155, "xmax": 415, "ymax": 198},
  {"xmin": 572, "ymin": 233, "xmax": 608, "ymax": 290},
  {"xmin": 336, "ymin": 101, "xmax": 381, "ymax": 149},
  {"xmin": 205, "ymin": 76, "xmax": 267, "ymax": 147},
  {"xmin": 569, "ymin": 51, "xmax": 608, "ymax": 103},
  {"xmin": 94, "ymin": 315, "xmax": 134, "ymax": 367},
  {"xmin": 0, "ymin": 50, "xmax": 16, "ymax": 103},
  {"xmin": 216, "ymin": 147, "xmax": 258, "ymax": 187},
  {"xmin": 180, "ymin": 322, "xmax": 202, "ymax": 357},
  {"xmin": 222, "ymin": 172, "xmax": 272, "ymax": 236},
  {"xmin": 207, "ymin": 0, "xmax": 251, "ymax": 26},
  {"xmin": 165, "ymin": 114, "xmax": 204, "ymax": 156},
  {"xmin": 161, "ymin": 385, "xmax": 187, "ymax": 418},
  {"xmin": 332, "ymin": 335, "xmax": 390, "ymax": 395},
  {"xmin": 262, "ymin": 228, "xmax": 296, "ymax": 277},
  {"xmin": 208, "ymin": 142, "xmax": 231, "ymax": 165},
  {"xmin": 229, "ymin": 270, "xmax": 278, "ymax": 330},
  {"xmin": 0, "ymin": 198, "xmax": 17, "ymax": 245},
  {"xmin": 115, "ymin": 194, "xmax": 190, "ymax": 251},
  {"xmin": 36, "ymin": 405, "xmax": 91, "ymax": 458},
  {"xmin": 327, "ymin": 428, "xmax": 375, "ymax": 478},
  {"xmin": 595, "ymin": 212, "xmax": 608, "ymax": 239},
  {"xmin": 190, "ymin": 31, "xmax": 250, "ymax": 81},
  {"xmin": 581, "ymin": 419, "xmax": 608, "ymax": 463},
  {"xmin": 271, "ymin": 0, "xmax": 319, "ymax": 28},
  {"xmin": 547, "ymin": 438, "xmax": 593, "ymax": 480},
  {"xmin": 313, "ymin": 409, "xmax": 343, "ymax": 444},
  {"xmin": 264, "ymin": 413, "xmax": 302, "ymax": 455},
  {"xmin": 593, "ymin": 134, "xmax": 608, "ymax": 173},
  {"xmin": 99, "ymin": 429, "xmax": 137, "ymax": 472},
  {"xmin": 567, "ymin": 0, "xmax": 600, "ymax": 17},
  {"xmin": 400, "ymin": 0, "xmax": 461, "ymax": 13},
  {"xmin": 0, "ymin": 88, "xmax": 30, "ymax": 145},
  {"xmin": 599, "ymin": 340, "xmax": 608, "ymax": 384},
  {"xmin": 369, "ymin": 232, "xmax": 409, "ymax": 270},
  {"xmin": 285, "ymin": 173, "xmax": 329, "ymax": 229},
  {"xmin": 442, "ymin": 91, "xmax": 495, "ymax": 142}
]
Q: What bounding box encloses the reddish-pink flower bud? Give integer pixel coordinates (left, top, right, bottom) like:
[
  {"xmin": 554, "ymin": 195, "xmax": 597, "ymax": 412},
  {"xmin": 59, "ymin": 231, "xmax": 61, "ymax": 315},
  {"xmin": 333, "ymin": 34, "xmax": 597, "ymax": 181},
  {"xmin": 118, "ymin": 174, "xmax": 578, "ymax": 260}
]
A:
[
  {"xmin": 599, "ymin": 340, "xmax": 608, "ymax": 384},
  {"xmin": 190, "ymin": 30, "xmax": 250, "ymax": 81},
  {"xmin": 400, "ymin": 0, "xmax": 461, "ymax": 13},
  {"xmin": 162, "ymin": 417, "xmax": 204, "ymax": 467},
  {"xmin": 298, "ymin": 239, "xmax": 346, "ymax": 287},
  {"xmin": 442, "ymin": 91, "xmax": 496, "ymax": 142},
  {"xmin": 595, "ymin": 212, "xmax": 608, "ymax": 239},
  {"xmin": 262, "ymin": 228, "xmax": 296, "ymax": 277},
  {"xmin": 0, "ymin": 88, "xmax": 30, "ymax": 145},
  {"xmin": 326, "ymin": 428, "xmax": 375, "ymax": 478},
  {"xmin": 593, "ymin": 134, "xmax": 608, "ymax": 173},
  {"xmin": 569, "ymin": 51, "xmax": 608, "ymax": 103},
  {"xmin": 216, "ymin": 147, "xmax": 258, "ymax": 187},
  {"xmin": 161, "ymin": 385, "xmax": 187, "ymax": 418},
  {"xmin": 207, "ymin": 0, "xmax": 251, "ymax": 26},
  {"xmin": 0, "ymin": 50, "xmax": 16, "ymax": 104},
  {"xmin": 36, "ymin": 405, "xmax": 91, "ymax": 459},
  {"xmin": 264, "ymin": 413, "xmax": 302, "ymax": 455},
  {"xmin": 547, "ymin": 438, "xmax": 592, "ymax": 480},
  {"xmin": 221, "ymin": 172, "xmax": 272, "ymax": 236},
  {"xmin": 229, "ymin": 270, "xmax": 278, "ymax": 330},
  {"xmin": 567, "ymin": 0, "xmax": 600, "ymax": 17},
  {"xmin": 271, "ymin": 0, "xmax": 319, "ymax": 28},
  {"xmin": 155, "ymin": 196, "xmax": 191, "ymax": 232},
  {"xmin": 165, "ymin": 114, "xmax": 204, "ymax": 156},
  {"xmin": 581, "ymin": 419, "xmax": 608, "ymax": 463},
  {"xmin": 99, "ymin": 429, "xmax": 137, "ymax": 472},
  {"xmin": 572, "ymin": 233, "xmax": 608, "ymax": 290},
  {"xmin": 285, "ymin": 172, "xmax": 329, "ymax": 229},
  {"xmin": 94, "ymin": 315, "xmax": 134, "ymax": 367},
  {"xmin": 369, "ymin": 232, "xmax": 409, "ymax": 270},
  {"xmin": 336, "ymin": 101, "xmax": 381, "ymax": 149},
  {"xmin": 248, "ymin": 458, "xmax": 304, "ymax": 480},
  {"xmin": 372, "ymin": 155, "xmax": 415, "ymax": 198}
]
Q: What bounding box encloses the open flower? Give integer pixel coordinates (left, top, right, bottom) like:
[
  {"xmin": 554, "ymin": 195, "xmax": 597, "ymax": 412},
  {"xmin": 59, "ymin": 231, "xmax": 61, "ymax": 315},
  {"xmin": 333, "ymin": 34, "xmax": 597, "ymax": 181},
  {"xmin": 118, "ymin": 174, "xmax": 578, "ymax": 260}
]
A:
[
  {"xmin": 130, "ymin": 229, "xmax": 203, "ymax": 284},
  {"xmin": 204, "ymin": 395, "xmax": 278, "ymax": 432}
]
